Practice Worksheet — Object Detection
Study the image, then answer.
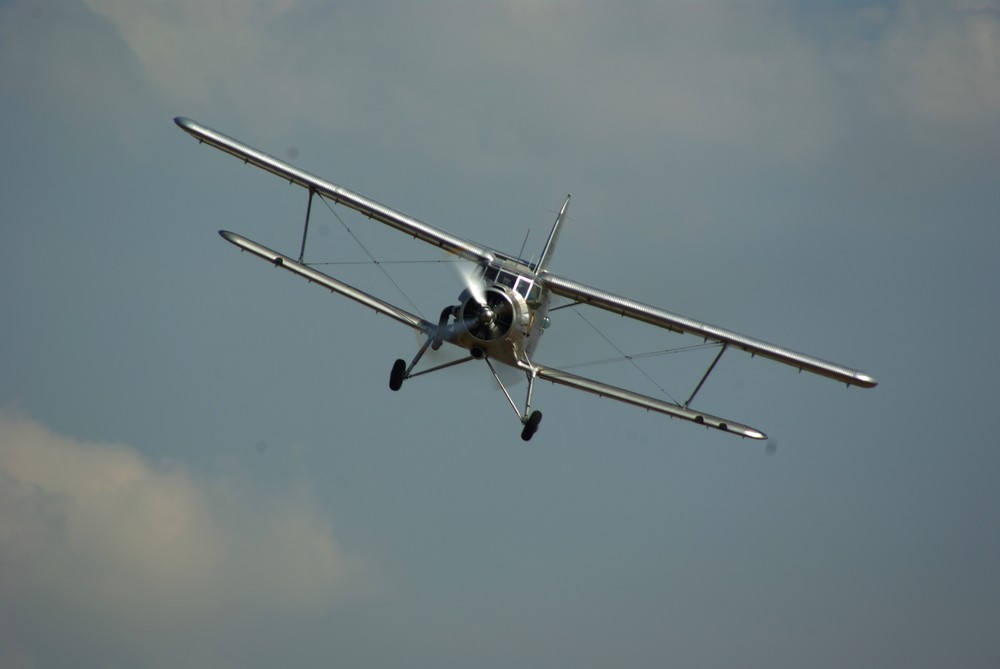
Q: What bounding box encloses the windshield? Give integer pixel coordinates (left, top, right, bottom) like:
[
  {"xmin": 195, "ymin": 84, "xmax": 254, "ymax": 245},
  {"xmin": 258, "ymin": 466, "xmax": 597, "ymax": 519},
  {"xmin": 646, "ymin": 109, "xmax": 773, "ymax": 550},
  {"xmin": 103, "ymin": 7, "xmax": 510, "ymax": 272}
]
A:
[{"xmin": 485, "ymin": 266, "xmax": 540, "ymax": 302}]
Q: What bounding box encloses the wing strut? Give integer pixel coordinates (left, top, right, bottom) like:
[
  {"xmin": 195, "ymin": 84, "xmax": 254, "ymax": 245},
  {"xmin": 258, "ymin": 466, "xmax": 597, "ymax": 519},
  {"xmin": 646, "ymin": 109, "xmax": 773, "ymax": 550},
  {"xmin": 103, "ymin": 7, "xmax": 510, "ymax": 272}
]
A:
[
  {"xmin": 685, "ymin": 344, "xmax": 727, "ymax": 409},
  {"xmin": 298, "ymin": 187, "xmax": 315, "ymax": 263}
]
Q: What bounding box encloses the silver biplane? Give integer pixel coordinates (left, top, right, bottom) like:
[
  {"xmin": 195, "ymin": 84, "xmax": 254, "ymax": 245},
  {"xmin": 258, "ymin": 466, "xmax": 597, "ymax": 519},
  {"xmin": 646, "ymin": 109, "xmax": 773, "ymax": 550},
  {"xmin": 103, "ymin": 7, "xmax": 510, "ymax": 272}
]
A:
[{"xmin": 175, "ymin": 117, "xmax": 877, "ymax": 442}]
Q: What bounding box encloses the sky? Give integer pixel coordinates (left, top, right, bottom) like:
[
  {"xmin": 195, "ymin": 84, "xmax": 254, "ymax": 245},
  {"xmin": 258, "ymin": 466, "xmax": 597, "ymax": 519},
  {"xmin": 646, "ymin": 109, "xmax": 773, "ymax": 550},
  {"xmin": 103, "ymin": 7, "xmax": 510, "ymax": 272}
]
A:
[{"xmin": 1, "ymin": 0, "xmax": 999, "ymax": 667}]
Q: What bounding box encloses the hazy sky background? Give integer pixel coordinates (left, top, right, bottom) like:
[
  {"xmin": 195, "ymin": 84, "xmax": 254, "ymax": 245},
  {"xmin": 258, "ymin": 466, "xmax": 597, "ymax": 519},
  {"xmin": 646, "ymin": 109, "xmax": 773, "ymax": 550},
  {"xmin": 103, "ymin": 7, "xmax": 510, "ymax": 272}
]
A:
[{"xmin": 2, "ymin": 1, "xmax": 999, "ymax": 667}]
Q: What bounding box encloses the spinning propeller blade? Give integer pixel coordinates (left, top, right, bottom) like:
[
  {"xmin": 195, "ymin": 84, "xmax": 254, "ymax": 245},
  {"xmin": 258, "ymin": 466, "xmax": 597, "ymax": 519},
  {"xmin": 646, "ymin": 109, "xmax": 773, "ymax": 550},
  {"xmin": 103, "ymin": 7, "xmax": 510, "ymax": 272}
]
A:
[{"xmin": 455, "ymin": 260, "xmax": 488, "ymax": 306}]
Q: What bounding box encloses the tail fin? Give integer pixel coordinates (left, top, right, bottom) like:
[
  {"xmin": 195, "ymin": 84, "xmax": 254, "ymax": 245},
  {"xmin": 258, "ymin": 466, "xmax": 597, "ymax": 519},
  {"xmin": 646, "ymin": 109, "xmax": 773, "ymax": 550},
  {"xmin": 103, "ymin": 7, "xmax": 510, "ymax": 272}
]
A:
[{"xmin": 535, "ymin": 194, "xmax": 571, "ymax": 273}]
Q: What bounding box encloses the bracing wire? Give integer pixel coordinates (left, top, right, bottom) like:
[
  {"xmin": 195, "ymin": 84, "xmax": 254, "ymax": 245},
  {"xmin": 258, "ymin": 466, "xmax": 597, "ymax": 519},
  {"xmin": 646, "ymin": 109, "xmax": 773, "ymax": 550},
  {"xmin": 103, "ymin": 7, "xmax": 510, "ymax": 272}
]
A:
[
  {"xmin": 558, "ymin": 342, "xmax": 723, "ymax": 371},
  {"xmin": 308, "ymin": 259, "xmax": 462, "ymax": 266},
  {"xmin": 312, "ymin": 194, "xmax": 426, "ymax": 318},
  {"xmin": 568, "ymin": 306, "xmax": 722, "ymax": 405}
]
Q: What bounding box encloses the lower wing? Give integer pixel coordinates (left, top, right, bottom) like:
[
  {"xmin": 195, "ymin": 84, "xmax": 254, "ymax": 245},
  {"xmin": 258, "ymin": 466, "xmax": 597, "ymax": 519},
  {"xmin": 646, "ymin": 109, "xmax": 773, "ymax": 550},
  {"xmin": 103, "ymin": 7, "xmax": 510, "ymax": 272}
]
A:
[
  {"xmin": 219, "ymin": 230, "xmax": 434, "ymax": 333},
  {"xmin": 534, "ymin": 365, "xmax": 767, "ymax": 440}
]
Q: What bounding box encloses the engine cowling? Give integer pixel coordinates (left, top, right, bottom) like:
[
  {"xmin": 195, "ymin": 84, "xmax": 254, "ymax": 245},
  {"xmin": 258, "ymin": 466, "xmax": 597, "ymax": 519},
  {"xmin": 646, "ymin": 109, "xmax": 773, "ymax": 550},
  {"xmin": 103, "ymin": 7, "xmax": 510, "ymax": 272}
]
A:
[{"xmin": 460, "ymin": 286, "xmax": 527, "ymax": 343}]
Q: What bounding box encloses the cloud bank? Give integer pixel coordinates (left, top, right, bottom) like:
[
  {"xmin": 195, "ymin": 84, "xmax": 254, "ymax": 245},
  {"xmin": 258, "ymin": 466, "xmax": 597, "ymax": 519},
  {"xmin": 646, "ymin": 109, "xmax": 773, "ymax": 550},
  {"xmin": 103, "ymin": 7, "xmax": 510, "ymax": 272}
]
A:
[
  {"xmin": 0, "ymin": 410, "xmax": 357, "ymax": 667},
  {"xmin": 71, "ymin": 0, "xmax": 1000, "ymax": 162}
]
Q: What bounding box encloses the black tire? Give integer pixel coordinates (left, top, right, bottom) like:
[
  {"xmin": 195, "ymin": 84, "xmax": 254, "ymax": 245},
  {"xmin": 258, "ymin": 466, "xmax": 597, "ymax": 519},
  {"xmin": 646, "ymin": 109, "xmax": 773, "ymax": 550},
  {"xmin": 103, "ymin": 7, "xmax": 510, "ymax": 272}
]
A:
[
  {"xmin": 389, "ymin": 359, "xmax": 406, "ymax": 391},
  {"xmin": 520, "ymin": 410, "xmax": 543, "ymax": 441}
]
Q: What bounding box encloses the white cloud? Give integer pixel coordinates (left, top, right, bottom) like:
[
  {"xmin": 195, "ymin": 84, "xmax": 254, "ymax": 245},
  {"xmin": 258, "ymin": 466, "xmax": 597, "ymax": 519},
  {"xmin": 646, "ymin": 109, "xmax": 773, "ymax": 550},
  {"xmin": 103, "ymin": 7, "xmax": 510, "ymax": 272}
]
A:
[
  {"xmin": 3, "ymin": 0, "xmax": 993, "ymax": 178},
  {"xmin": 824, "ymin": 0, "xmax": 1000, "ymax": 129},
  {"xmin": 62, "ymin": 0, "xmax": 839, "ymax": 166},
  {"xmin": 13, "ymin": 0, "xmax": 993, "ymax": 172},
  {"xmin": 878, "ymin": 0, "xmax": 1000, "ymax": 125},
  {"xmin": 0, "ymin": 410, "xmax": 361, "ymax": 667}
]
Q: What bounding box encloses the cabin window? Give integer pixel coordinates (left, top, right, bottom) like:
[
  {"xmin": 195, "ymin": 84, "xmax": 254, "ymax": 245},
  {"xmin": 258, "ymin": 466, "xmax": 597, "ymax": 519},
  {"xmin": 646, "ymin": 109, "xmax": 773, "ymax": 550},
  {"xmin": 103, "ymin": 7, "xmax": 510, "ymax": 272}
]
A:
[
  {"xmin": 514, "ymin": 277, "xmax": 533, "ymax": 299},
  {"xmin": 495, "ymin": 270, "xmax": 517, "ymax": 290},
  {"xmin": 485, "ymin": 266, "xmax": 538, "ymax": 301}
]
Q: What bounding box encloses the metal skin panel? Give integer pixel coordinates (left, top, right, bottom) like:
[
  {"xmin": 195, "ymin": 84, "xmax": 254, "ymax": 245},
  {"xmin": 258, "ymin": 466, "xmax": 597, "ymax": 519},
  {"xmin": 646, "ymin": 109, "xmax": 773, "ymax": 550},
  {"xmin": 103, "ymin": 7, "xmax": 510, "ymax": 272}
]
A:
[
  {"xmin": 539, "ymin": 272, "xmax": 878, "ymax": 389},
  {"xmin": 535, "ymin": 366, "xmax": 767, "ymax": 440},
  {"xmin": 175, "ymin": 117, "xmax": 495, "ymax": 265}
]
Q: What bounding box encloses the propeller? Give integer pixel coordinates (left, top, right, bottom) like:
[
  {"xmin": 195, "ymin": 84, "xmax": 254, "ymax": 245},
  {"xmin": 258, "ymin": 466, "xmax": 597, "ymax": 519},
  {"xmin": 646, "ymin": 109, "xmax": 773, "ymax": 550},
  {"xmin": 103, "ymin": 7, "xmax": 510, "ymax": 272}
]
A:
[
  {"xmin": 461, "ymin": 288, "xmax": 515, "ymax": 342},
  {"xmin": 444, "ymin": 259, "xmax": 525, "ymax": 390},
  {"xmin": 455, "ymin": 259, "xmax": 488, "ymax": 307},
  {"xmin": 448, "ymin": 257, "xmax": 518, "ymax": 344}
]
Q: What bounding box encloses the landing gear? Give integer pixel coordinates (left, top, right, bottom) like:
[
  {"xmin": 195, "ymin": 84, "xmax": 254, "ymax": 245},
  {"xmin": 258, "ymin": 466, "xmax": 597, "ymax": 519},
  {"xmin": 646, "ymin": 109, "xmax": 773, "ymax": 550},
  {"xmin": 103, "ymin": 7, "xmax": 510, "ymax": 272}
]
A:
[
  {"xmin": 479, "ymin": 355, "xmax": 544, "ymax": 441},
  {"xmin": 389, "ymin": 358, "xmax": 406, "ymax": 391},
  {"xmin": 389, "ymin": 333, "xmax": 476, "ymax": 392},
  {"xmin": 521, "ymin": 410, "xmax": 543, "ymax": 441},
  {"xmin": 390, "ymin": 308, "xmax": 546, "ymax": 440}
]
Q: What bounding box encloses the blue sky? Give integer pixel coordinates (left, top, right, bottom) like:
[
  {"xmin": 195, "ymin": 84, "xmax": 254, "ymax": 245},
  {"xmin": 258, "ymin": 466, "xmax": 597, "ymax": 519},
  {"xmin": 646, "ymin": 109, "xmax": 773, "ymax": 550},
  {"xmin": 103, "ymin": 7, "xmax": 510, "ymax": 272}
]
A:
[{"xmin": 2, "ymin": 1, "xmax": 999, "ymax": 667}]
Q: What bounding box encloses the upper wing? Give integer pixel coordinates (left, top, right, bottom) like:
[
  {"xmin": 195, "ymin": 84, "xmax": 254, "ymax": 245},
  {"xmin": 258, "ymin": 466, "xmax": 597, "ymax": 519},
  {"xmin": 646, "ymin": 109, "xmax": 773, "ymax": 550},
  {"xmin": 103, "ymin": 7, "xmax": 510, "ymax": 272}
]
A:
[
  {"xmin": 175, "ymin": 117, "xmax": 495, "ymax": 265},
  {"xmin": 539, "ymin": 272, "xmax": 878, "ymax": 388}
]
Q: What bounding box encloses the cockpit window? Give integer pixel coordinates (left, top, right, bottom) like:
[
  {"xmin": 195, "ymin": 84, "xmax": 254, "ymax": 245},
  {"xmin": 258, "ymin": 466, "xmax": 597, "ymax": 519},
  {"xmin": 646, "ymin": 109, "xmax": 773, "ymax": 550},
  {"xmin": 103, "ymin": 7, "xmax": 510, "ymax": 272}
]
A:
[
  {"xmin": 486, "ymin": 268, "xmax": 517, "ymax": 288},
  {"xmin": 514, "ymin": 277, "xmax": 533, "ymax": 299},
  {"xmin": 485, "ymin": 265, "xmax": 539, "ymax": 302}
]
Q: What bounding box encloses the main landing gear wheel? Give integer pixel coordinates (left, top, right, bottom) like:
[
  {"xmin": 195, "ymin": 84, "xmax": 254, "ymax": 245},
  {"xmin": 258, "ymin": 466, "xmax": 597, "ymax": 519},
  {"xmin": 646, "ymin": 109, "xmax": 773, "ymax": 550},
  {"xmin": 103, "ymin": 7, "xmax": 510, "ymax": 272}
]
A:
[
  {"xmin": 520, "ymin": 410, "xmax": 543, "ymax": 442},
  {"xmin": 389, "ymin": 358, "xmax": 406, "ymax": 391}
]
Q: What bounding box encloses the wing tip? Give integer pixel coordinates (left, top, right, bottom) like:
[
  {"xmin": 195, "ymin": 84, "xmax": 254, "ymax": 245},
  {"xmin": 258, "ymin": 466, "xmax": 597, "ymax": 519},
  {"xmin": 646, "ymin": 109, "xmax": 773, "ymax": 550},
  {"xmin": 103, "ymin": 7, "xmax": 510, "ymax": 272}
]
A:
[{"xmin": 853, "ymin": 372, "xmax": 878, "ymax": 388}]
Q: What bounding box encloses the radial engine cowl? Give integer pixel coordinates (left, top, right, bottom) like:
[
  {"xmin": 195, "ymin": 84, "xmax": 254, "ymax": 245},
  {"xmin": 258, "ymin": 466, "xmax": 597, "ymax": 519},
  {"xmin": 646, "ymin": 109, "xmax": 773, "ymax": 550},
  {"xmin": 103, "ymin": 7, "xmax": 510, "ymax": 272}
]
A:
[{"xmin": 460, "ymin": 287, "xmax": 527, "ymax": 342}]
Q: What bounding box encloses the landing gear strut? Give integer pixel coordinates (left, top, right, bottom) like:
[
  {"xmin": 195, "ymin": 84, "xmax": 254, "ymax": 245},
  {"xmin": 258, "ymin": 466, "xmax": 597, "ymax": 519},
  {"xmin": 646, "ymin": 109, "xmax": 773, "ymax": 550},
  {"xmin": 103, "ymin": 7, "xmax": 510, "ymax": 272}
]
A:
[
  {"xmin": 389, "ymin": 310, "xmax": 471, "ymax": 392},
  {"xmin": 481, "ymin": 355, "xmax": 544, "ymax": 442},
  {"xmin": 389, "ymin": 306, "xmax": 545, "ymax": 441}
]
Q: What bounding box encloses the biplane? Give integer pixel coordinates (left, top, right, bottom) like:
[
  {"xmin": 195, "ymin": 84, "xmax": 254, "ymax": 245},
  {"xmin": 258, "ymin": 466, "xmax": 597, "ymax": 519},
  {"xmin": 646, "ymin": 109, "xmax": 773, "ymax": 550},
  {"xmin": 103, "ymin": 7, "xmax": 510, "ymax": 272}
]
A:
[{"xmin": 175, "ymin": 117, "xmax": 877, "ymax": 442}]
